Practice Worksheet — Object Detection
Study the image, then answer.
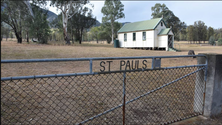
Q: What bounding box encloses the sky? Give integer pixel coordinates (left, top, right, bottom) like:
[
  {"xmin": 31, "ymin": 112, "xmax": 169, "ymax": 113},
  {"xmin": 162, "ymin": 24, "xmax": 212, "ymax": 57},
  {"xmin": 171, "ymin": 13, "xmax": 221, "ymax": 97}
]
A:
[{"xmin": 47, "ymin": 1, "xmax": 222, "ymax": 29}]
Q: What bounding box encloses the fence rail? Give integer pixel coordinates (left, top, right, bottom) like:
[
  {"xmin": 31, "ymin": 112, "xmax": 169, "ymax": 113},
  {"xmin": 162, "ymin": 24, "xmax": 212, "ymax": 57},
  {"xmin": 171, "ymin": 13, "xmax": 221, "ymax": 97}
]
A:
[
  {"xmin": 1, "ymin": 55, "xmax": 207, "ymax": 124},
  {"xmin": 1, "ymin": 55, "xmax": 207, "ymax": 81}
]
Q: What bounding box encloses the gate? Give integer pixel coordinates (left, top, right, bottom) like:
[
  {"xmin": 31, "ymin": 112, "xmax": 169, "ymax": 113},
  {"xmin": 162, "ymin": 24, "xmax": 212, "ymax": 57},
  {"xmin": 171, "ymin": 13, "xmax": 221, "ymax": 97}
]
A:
[{"xmin": 1, "ymin": 55, "xmax": 207, "ymax": 124}]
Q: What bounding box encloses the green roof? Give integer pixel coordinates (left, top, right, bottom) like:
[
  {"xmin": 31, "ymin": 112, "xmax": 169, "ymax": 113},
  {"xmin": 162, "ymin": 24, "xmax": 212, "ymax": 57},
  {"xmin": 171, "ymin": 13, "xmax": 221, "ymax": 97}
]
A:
[
  {"xmin": 158, "ymin": 28, "xmax": 171, "ymax": 35},
  {"xmin": 118, "ymin": 18, "xmax": 164, "ymax": 33}
]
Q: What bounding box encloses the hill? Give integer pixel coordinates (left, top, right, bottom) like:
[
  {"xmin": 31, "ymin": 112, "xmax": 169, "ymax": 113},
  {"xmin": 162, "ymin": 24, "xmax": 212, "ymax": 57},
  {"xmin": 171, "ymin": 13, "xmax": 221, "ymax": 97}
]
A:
[
  {"xmin": 41, "ymin": 8, "xmax": 101, "ymax": 28},
  {"xmin": 39, "ymin": 8, "xmax": 58, "ymax": 23}
]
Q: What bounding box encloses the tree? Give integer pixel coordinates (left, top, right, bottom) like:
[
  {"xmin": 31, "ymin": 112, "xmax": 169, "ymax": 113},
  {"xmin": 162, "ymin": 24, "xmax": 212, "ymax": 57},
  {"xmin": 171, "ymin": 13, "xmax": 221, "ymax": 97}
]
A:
[
  {"xmin": 179, "ymin": 28, "xmax": 187, "ymax": 41},
  {"xmin": 68, "ymin": 7, "xmax": 96, "ymax": 44},
  {"xmin": 101, "ymin": 0, "xmax": 125, "ymax": 44},
  {"xmin": 214, "ymin": 28, "xmax": 222, "ymax": 41},
  {"xmin": 5, "ymin": 27, "xmax": 10, "ymax": 41},
  {"xmin": 194, "ymin": 21, "xmax": 207, "ymax": 44},
  {"xmin": 1, "ymin": 20, "xmax": 3, "ymax": 42},
  {"xmin": 90, "ymin": 26, "xmax": 101, "ymax": 43},
  {"xmin": 202, "ymin": 25, "xmax": 207, "ymax": 43},
  {"xmin": 151, "ymin": 3, "xmax": 187, "ymax": 40},
  {"xmin": 10, "ymin": 31, "xmax": 14, "ymax": 39},
  {"xmin": 218, "ymin": 38, "xmax": 222, "ymax": 46},
  {"xmin": 100, "ymin": 22, "xmax": 122, "ymax": 44},
  {"xmin": 50, "ymin": 14, "xmax": 64, "ymax": 42},
  {"xmin": 151, "ymin": 3, "xmax": 168, "ymax": 18},
  {"xmin": 1, "ymin": 1, "xmax": 33, "ymax": 43},
  {"xmin": 29, "ymin": 4, "xmax": 51, "ymax": 44},
  {"xmin": 1, "ymin": 22, "xmax": 4, "ymax": 42},
  {"xmin": 1, "ymin": 23, "xmax": 10, "ymax": 41},
  {"xmin": 209, "ymin": 36, "xmax": 215, "ymax": 45},
  {"xmin": 186, "ymin": 25, "xmax": 197, "ymax": 44},
  {"xmin": 22, "ymin": 8, "xmax": 33, "ymax": 43},
  {"xmin": 50, "ymin": 0, "xmax": 91, "ymax": 45},
  {"xmin": 207, "ymin": 27, "xmax": 214, "ymax": 41}
]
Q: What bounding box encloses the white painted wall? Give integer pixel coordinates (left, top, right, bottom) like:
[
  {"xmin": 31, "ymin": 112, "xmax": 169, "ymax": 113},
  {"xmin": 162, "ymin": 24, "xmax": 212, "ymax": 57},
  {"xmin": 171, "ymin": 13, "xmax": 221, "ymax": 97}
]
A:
[
  {"xmin": 118, "ymin": 34, "xmax": 124, "ymax": 47},
  {"xmin": 154, "ymin": 29, "xmax": 159, "ymax": 47},
  {"xmin": 118, "ymin": 30, "xmax": 155, "ymax": 48},
  {"xmin": 136, "ymin": 32, "xmax": 142, "ymax": 47},
  {"xmin": 155, "ymin": 21, "xmax": 166, "ymax": 31},
  {"xmin": 146, "ymin": 30, "xmax": 154, "ymax": 47},
  {"xmin": 154, "ymin": 21, "xmax": 167, "ymax": 47},
  {"xmin": 158, "ymin": 35, "xmax": 168, "ymax": 50}
]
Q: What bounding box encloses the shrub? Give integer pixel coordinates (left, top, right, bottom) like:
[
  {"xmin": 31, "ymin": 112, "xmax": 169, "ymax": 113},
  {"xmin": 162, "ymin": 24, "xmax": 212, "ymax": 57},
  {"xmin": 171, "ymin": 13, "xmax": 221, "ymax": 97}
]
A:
[
  {"xmin": 218, "ymin": 38, "xmax": 222, "ymax": 46},
  {"xmin": 209, "ymin": 36, "xmax": 216, "ymax": 45}
]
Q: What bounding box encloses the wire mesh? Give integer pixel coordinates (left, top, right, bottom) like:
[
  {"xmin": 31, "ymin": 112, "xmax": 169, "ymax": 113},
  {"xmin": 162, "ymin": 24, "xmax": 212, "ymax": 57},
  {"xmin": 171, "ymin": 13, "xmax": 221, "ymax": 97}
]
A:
[
  {"xmin": 125, "ymin": 66, "xmax": 205, "ymax": 124},
  {"xmin": 1, "ymin": 66, "xmax": 205, "ymax": 124}
]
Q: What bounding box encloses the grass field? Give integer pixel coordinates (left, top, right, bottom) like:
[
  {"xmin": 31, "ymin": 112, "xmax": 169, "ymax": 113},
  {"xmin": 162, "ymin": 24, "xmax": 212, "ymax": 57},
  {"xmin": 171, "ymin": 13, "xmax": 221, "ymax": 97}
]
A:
[
  {"xmin": 1, "ymin": 39, "xmax": 222, "ymax": 124},
  {"xmin": 1, "ymin": 39, "xmax": 222, "ymax": 77}
]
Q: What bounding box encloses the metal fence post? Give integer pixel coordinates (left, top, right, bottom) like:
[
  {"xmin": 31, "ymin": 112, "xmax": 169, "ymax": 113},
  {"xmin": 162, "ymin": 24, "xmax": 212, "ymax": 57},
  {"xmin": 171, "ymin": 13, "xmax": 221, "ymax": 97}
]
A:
[
  {"xmin": 122, "ymin": 72, "xmax": 126, "ymax": 125},
  {"xmin": 90, "ymin": 59, "xmax": 93, "ymax": 74}
]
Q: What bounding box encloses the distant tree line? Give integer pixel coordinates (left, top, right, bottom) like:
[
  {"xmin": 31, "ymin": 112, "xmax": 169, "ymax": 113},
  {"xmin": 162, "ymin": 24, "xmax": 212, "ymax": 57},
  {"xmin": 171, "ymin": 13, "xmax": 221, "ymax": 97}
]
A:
[{"xmin": 182, "ymin": 22, "xmax": 221, "ymax": 44}]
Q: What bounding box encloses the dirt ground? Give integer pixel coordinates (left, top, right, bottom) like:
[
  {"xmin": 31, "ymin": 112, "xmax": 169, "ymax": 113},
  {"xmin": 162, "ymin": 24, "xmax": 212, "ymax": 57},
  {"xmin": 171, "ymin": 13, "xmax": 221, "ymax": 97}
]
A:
[{"xmin": 1, "ymin": 40, "xmax": 222, "ymax": 124}]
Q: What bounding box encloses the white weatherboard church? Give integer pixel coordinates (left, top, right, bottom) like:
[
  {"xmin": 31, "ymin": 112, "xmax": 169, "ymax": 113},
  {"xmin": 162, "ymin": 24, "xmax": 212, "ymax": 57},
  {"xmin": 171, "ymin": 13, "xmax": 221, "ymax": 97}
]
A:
[{"xmin": 118, "ymin": 18, "xmax": 174, "ymax": 51}]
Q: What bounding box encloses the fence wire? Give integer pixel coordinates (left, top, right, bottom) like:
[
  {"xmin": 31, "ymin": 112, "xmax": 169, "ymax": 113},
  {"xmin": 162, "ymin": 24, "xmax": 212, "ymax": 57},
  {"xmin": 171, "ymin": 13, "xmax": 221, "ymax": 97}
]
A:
[{"xmin": 1, "ymin": 66, "xmax": 205, "ymax": 124}]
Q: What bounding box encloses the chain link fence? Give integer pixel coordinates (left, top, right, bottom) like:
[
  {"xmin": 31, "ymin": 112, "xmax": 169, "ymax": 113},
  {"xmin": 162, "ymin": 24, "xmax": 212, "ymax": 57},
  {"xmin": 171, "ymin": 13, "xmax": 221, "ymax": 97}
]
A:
[
  {"xmin": 1, "ymin": 55, "xmax": 207, "ymax": 124},
  {"xmin": 1, "ymin": 65, "xmax": 205, "ymax": 124}
]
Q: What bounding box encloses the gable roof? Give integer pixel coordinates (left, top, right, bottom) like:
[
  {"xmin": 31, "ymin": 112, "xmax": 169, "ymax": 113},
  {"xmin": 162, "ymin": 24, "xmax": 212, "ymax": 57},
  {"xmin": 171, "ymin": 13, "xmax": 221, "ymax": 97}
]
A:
[
  {"xmin": 158, "ymin": 28, "xmax": 172, "ymax": 35},
  {"xmin": 118, "ymin": 18, "xmax": 165, "ymax": 33}
]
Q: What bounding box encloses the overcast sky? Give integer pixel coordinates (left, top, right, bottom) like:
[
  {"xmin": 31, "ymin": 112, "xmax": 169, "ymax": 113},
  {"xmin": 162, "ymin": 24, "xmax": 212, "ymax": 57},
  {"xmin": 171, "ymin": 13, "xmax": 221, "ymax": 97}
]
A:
[{"xmin": 48, "ymin": 1, "xmax": 222, "ymax": 29}]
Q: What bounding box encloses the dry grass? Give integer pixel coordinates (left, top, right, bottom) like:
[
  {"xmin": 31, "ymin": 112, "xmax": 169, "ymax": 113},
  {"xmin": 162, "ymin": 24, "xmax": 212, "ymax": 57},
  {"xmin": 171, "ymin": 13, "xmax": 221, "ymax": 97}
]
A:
[{"xmin": 1, "ymin": 40, "xmax": 221, "ymax": 77}]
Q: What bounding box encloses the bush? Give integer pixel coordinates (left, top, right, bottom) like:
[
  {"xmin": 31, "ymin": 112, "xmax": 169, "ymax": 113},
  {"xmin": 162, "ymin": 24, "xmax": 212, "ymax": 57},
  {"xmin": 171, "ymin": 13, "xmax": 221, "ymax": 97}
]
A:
[
  {"xmin": 209, "ymin": 36, "xmax": 216, "ymax": 45},
  {"xmin": 218, "ymin": 38, "xmax": 222, "ymax": 46}
]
